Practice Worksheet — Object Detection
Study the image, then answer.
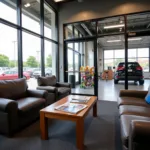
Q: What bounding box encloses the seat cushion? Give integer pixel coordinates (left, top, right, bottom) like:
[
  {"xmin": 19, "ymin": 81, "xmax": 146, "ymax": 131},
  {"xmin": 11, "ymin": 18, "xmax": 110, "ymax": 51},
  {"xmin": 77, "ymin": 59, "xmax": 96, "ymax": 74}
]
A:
[
  {"xmin": 118, "ymin": 97, "xmax": 149, "ymax": 107},
  {"xmin": 57, "ymin": 87, "xmax": 71, "ymax": 95},
  {"xmin": 119, "ymin": 105, "xmax": 150, "ymax": 117},
  {"xmin": 17, "ymin": 97, "xmax": 45, "ymax": 113},
  {"xmin": 120, "ymin": 115, "xmax": 150, "ymax": 148}
]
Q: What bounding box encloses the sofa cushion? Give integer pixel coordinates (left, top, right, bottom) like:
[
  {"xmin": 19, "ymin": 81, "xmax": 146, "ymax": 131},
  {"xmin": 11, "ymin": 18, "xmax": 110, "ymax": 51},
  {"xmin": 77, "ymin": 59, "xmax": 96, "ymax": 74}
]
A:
[
  {"xmin": 17, "ymin": 97, "xmax": 45, "ymax": 114},
  {"xmin": 37, "ymin": 76, "xmax": 56, "ymax": 86},
  {"xmin": 0, "ymin": 78, "xmax": 27, "ymax": 100},
  {"xmin": 119, "ymin": 105, "xmax": 150, "ymax": 117},
  {"xmin": 120, "ymin": 115, "xmax": 150, "ymax": 148},
  {"xmin": 57, "ymin": 87, "xmax": 71, "ymax": 95},
  {"xmin": 118, "ymin": 97, "xmax": 149, "ymax": 107}
]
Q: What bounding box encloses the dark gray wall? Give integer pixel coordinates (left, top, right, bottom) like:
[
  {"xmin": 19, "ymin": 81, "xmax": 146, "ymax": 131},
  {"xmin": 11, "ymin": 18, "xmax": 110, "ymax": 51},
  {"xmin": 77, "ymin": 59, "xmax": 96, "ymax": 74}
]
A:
[{"xmin": 59, "ymin": 0, "xmax": 150, "ymax": 81}]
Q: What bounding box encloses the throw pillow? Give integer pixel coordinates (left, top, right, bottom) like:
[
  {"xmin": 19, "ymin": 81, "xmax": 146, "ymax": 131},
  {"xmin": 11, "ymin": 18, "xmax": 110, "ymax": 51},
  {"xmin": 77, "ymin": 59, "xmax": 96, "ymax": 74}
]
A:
[{"xmin": 145, "ymin": 94, "xmax": 150, "ymax": 104}]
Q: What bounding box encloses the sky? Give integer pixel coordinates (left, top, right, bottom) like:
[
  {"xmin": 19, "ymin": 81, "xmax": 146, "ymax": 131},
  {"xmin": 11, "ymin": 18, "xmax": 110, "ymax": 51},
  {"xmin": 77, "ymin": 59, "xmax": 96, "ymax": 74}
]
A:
[{"xmin": 0, "ymin": 1, "xmax": 54, "ymax": 62}]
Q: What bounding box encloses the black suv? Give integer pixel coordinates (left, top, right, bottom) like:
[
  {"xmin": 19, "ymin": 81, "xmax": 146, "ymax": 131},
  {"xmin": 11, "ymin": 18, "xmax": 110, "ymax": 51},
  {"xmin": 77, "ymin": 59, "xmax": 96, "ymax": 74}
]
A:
[{"xmin": 114, "ymin": 62, "xmax": 144, "ymax": 85}]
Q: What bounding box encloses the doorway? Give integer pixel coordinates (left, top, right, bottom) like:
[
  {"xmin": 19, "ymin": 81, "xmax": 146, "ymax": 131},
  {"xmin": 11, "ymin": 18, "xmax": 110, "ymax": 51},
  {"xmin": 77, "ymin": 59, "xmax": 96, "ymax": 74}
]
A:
[{"xmin": 64, "ymin": 40, "xmax": 98, "ymax": 96}]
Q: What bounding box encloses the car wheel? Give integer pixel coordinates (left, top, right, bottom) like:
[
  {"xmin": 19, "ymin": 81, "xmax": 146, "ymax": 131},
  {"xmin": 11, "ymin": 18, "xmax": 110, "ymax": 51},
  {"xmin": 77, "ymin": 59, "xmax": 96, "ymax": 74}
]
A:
[
  {"xmin": 114, "ymin": 80, "xmax": 118, "ymax": 84},
  {"xmin": 139, "ymin": 80, "xmax": 144, "ymax": 85}
]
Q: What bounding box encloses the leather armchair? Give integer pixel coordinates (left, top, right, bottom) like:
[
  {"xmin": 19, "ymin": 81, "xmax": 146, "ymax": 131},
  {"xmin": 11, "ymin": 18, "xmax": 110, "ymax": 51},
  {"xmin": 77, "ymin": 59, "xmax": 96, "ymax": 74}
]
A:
[
  {"xmin": 37, "ymin": 76, "xmax": 71, "ymax": 104},
  {"xmin": 0, "ymin": 78, "xmax": 48, "ymax": 136}
]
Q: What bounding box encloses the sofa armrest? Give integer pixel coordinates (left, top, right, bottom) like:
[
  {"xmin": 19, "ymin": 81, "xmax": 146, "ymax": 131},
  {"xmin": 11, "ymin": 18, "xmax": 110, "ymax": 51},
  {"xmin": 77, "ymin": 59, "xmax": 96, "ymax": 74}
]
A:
[
  {"xmin": 56, "ymin": 82, "xmax": 71, "ymax": 88},
  {"xmin": 0, "ymin": 98, "xmax": 18, "ymax": 135},
  {"xmin": 36, "ymin": 86, "xmax": 57, "ymax": 93},
  {"xmin": 129, "ymin": 120, "xmax": 150, "ymax": 150},
  {"xmin": 119, "ymin": 90, "xmax": 148, "ymax": 98},
  {"xmin": 0, "ymin": 98, "xmax": 18, "ymax": 112},
  {"xmin": 27, "ymin": 89, "xmax": 48, "ymax": 98}
]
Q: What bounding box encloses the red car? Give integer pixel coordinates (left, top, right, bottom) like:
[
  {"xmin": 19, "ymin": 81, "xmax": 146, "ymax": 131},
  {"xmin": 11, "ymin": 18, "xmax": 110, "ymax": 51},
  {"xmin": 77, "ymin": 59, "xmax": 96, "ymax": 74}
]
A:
[{"xmin": 0, "ymin": 70, "xmax": 30, "ymax": 80}]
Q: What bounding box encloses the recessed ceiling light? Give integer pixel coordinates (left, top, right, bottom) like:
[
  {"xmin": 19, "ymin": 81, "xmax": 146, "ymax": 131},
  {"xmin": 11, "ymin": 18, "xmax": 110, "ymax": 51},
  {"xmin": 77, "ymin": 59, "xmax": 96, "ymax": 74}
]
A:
[
  {"xmin": 104, "ymin": 24, "xmax": 125, "ymax": 29},
  {"xmin": 24, "ymin": 3, "xmax": 31, "ymax": 7},
  {"xmin": 107, "ymin": 40, "xmax": 121, "ymax": 43}
]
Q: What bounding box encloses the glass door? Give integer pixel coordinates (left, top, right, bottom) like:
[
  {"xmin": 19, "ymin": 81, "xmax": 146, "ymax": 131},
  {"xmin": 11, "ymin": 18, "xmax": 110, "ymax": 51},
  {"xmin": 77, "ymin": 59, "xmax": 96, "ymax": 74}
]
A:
[{"xmin": 65, "ymin": 40, "xmax": 98, "ymax": 96}]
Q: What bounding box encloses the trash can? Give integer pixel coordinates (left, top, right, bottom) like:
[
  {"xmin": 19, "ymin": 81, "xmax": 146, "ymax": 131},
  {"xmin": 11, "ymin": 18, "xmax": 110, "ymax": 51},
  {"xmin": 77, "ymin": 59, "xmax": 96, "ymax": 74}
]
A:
[{"xmin": 69, "ymin": 75, "xmax": 75, "ymax": 88}]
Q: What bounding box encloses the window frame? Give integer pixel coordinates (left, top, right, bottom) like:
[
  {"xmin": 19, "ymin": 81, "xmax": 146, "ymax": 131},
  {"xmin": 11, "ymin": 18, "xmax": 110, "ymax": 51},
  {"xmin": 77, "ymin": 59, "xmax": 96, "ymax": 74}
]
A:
[
  {"xmin": 104, "ymin": 48, "xmax": 150, "ymax": 72},
  {"xmin": 0, "ymin": 0, "xmax": 58, "ymax": 80}
]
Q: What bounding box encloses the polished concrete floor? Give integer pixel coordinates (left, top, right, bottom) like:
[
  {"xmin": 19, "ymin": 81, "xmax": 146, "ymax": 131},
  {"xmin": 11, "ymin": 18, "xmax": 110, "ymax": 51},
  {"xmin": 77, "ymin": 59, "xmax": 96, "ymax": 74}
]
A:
[{"xmin": 71, "ymin": 79, "xmax": 150, "ymax": 101}]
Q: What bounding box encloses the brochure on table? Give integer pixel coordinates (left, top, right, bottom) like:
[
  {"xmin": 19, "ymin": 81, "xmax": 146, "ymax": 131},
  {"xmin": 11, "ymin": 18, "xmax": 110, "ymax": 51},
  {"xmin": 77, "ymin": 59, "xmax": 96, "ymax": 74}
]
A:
[
  {"xmin": 55, "ymin": 102, "xmax": 87, "ymax": 114},
  {"xmin": 70, "ymin": 95, "xmax": 91, "ymax": 103}
]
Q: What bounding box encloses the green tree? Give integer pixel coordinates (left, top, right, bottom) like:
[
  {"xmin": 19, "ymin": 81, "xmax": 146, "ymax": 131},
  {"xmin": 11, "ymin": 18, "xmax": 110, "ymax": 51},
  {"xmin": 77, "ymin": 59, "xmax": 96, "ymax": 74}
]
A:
[
  {"xmin": 9, "ymin": 60, "xmax": 17, "ymax": 67},
  {"xmin": 0, "ymin": 54, "xmax": 9, "ymax": 67},
  {"xmin": 26, "ymin": 56, "xmax": 38, "ymax": 67},
  {"xmin": 46, "ymin": 55, "xmax": 52, "ymax": 67}
]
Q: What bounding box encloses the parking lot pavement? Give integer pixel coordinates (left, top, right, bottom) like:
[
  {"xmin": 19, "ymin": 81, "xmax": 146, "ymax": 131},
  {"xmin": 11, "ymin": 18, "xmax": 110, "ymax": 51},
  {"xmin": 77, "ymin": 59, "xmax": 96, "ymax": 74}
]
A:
[{"xmin": 26, "ymin": 78, "xmax": 38, "ymax": 89}]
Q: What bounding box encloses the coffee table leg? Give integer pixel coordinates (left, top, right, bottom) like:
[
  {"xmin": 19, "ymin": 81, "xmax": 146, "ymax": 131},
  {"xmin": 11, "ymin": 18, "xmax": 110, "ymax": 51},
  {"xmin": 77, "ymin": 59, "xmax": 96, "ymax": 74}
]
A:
[
  {"xmin": 40, "ymin": 111, "xmax": 48, "ymax": 140},
  {"xmin": 76, "ymin": 119, "xmax": 84, "ymax": 150},
  {"xmin": 93, "ymin": 101, "xmax": 97, "ymax": 117}
]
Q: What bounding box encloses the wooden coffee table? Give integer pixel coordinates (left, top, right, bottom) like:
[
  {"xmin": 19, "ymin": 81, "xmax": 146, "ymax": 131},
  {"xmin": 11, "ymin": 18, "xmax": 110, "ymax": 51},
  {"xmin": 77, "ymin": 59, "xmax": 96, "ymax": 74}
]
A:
[{"xmin": 40, "ymin": 95, "xmax": 97, "ymax": 150}]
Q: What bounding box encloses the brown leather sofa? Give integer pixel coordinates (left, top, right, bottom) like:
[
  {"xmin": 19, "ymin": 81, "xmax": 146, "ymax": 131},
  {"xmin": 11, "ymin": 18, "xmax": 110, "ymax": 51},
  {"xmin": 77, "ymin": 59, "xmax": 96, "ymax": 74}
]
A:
[
  {"xmin": 0, "ymin": 78, "xmax": 48, "ymax": 136},
  {"xmin": 37, "ymin": 76, "xmax": 71, "ymax": 104},
  {"xmin": 118, "ymin": 89, "xmax": 150, "ymax": 150}
]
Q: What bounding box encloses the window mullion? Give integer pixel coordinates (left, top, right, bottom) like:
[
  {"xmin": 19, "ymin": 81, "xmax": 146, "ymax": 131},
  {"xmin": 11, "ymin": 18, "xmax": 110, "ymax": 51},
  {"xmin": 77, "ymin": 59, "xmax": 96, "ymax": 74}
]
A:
[
  {"xmin": 17, "ymin": 0, "xmax": 23, "ymax": 78},
  {"xmin": 41, "ymin": 0, "xmax": 45, "ymax": 76}
]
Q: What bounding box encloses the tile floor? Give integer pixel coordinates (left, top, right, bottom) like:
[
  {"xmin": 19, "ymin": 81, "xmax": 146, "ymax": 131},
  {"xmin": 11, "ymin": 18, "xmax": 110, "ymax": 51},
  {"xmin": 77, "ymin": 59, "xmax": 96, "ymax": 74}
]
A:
[{"xmin": 71, "ymin": 79, "xmax": 150, "ymax": 101}]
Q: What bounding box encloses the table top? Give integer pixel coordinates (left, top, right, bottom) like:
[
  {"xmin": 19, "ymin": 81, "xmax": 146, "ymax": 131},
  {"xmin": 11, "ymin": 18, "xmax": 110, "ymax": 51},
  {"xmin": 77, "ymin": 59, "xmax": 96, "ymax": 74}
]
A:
[{"xmin": 40, "ymin": 95, "xmax": 97, "ymax": 118}]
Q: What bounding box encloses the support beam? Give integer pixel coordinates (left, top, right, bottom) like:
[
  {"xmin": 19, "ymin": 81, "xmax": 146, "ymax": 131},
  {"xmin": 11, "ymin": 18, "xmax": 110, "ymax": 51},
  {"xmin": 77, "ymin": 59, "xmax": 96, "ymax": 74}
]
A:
[{"xmin": 81, "ymin": 23, "xmax": 93, "ymax": 36}]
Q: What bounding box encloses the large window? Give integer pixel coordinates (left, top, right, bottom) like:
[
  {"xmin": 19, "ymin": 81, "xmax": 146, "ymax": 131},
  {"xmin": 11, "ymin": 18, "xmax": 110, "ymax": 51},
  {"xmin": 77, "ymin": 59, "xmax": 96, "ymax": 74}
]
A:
[
  {"xmin": 45, "ymin": 40, "xmax": 57, "ymax": 76},
  {"xmin": 0, "ymin": 0, "xmax": 17, "ymax": 24},
  {"xmin": 0, "ymin": 23, "xmax": 18, "ymax": 79},
  {"xmin": 22, "ymin": 32, "xmax": 41, "ymax": 89},
  {"xmin": 104, "ymin": 49, "xmax": 125, "ymax": 70},
  {"xmin": 128, "ymin": 48, "xmax": 149, "ymax": 72},
  {"xmin": 22, "ymin": 0, "xmax": 41, "ymax": 34},
  {"xmin": 0, "ymin": 0, "xmax": 58, "ymax": 88},
  {"xmin": 44, "ymin": 2, "xmax": 56, "ymax": 40},
  {"xmin": 104, "ymin": 48, "xmax": 149, "ymax": 72}
]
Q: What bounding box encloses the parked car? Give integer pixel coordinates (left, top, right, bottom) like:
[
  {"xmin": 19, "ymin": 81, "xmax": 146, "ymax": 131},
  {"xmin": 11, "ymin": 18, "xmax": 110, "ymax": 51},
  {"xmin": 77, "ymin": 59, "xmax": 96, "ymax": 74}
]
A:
[
  {"xmin": 0, "ymin": 70, "xmax": 30, "ymax": 80},
  {"xmin": 114, "ymin": 62, "xmax": 144, "ymax": 85},
  {"xmin": 33, "ymin": 68, "xmax": 52, "ymax": 79}
]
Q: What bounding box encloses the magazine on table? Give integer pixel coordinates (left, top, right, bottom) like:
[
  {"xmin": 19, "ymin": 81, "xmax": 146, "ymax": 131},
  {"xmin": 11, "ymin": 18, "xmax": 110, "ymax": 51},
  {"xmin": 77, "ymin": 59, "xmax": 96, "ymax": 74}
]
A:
[
  {"xmin": 55, "ymin": 102, "xmax": 87, "ymax": 114},
  {"xmin": 70, "ymin": 95, "xmax": 91, "ymax": 103}
]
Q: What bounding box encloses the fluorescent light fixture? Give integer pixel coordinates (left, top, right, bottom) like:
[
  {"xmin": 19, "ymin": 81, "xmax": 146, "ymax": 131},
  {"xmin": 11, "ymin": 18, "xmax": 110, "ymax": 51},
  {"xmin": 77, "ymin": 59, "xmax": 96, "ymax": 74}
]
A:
[
  {"xmin": 107, "ymin": 40, "xmax": 121, "ymax": 43},
  {"xmin": 128, "ymin": 38, "xmax": 142, "ymax": 41},
  {"xmin": 107, "ymin": 38, "xmax": 142, "ymax": 43},
  {"xmin": 24, "ymin": 3, "xmax": 30, "ymax": 7},
  {"xmin": 104, "ymin": 24, "xmax": 125, "ymax": 29}
]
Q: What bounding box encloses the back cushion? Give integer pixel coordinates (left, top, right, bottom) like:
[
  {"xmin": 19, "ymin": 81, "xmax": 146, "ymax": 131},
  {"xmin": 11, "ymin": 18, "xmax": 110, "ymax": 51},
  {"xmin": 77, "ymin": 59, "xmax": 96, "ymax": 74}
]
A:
[
  {"xmin": 0, "ymin": 78, "xmax": 28, "ymax": 100},
  {"xmin": 37, "ymin": 76, "xmax": 56, "ymax": 86}
]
